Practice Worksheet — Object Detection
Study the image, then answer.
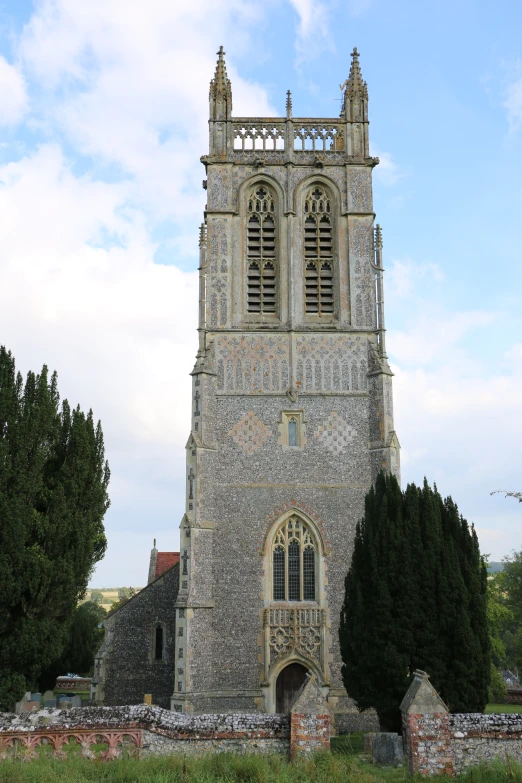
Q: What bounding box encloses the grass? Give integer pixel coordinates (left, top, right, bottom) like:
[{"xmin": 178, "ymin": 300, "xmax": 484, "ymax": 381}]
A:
[
  {"xmin": 2, "ymin": 741, "xmax": 522, "ymax": 783},
  {"xmin": 485, "ymin": 703, "xmax": 522, "ymax": 714}
]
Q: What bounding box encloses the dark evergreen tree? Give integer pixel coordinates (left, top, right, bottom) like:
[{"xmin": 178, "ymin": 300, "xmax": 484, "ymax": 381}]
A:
[
  {"xmin": 0, "ymin": 347, "xmax": 110, "ymax": 710},
  {"xmin": 38, "ymin": 601, "xmax": 107, "ymax": 692},
  {"xmin": 339, "ymin": 472, "xmax": 489, "ymax": 731}
]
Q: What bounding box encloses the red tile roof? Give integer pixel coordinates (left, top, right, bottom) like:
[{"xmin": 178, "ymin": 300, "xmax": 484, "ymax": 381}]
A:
[{"xmin": 155, "ymin": 552, "xmax": 180, "ymax": 579}]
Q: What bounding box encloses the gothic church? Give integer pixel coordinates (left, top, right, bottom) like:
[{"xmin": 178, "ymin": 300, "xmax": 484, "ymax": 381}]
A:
[{"xmin": 93, "ymin": 46, "xmax": 400, "ymax": 731}]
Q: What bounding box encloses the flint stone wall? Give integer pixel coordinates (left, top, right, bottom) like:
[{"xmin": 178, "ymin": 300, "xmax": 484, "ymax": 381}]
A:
[
  {"xmin": 0, "ymin": 705, "xmax": 290, "ymax": 760},
  {"xmin": 401, "ymin": 672, "xmax": 522, "ymax": 776},
  {"xmin": 451, "ymin": 713, "xmax": 522, "ymax": 773}
]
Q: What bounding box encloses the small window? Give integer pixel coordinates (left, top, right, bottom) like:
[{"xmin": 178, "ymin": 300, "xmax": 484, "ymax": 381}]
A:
[
  {"xmin": 288, "ymin": 418, "xmax": 297, "ymax": 447},
  {"xmin": 278, "ymin": 411, "xmax": 305, "ymax": 449},
  {"xmin": 154, "ymin": 625, "xmax": 164, "ymax": 661}
]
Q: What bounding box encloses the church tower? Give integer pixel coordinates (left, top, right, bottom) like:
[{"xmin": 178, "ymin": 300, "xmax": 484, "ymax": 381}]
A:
[{"xmin": 172, "ymin": 47, "xmax": 400, "ymax": 727}]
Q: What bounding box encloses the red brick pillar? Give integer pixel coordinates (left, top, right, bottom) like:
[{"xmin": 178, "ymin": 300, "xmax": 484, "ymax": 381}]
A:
[
  {"xmin": 289, "ymin": 674, "xmax": 331, "ymax": 760},
  {"xmin": 400, "ymin": 670, "xmax": 454, "ymax": 777}
]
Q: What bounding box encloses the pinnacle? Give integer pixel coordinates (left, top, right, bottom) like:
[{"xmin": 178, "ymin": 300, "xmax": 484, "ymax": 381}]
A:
[
  {"xmin": 210, "ymin": 44, "xmax": 231, "ymax": 97},
  {"xmin": 346, "ymin": 46, "xmax": 368, "ymax": 97}
]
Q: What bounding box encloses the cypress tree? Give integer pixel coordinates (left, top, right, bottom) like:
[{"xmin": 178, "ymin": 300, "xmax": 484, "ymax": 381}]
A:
[
  {"xmin": 0, "ymin": 347, "xmax": 110, "ymax": 710},
  {"xmin": 339, "ymin": 472, "xmax": 489, "ymax": 731}
]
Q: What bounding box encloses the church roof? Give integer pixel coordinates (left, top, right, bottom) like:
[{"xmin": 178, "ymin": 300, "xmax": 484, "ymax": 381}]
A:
[{"xmin": 155, "ymin": 552, "xmax": 180, "ymax": 579}]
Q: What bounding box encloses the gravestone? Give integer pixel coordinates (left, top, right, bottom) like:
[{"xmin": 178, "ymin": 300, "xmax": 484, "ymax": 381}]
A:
[
  {"xmin": 71, "ymin": 695, "xmax": 82, "ymax": 708},
  {"xmin": 372, "ymin": 733, "xmax": 403, "ymax": 766},
  {"xmin": 60, "ymin": 700, "xmax": 72, "ymax": 710},
  {"xmin": 363, "ymin": 732, "xmax": 376, "ymax": 753},
  {"xmin": 23, "ymin": 701, "xmax": 41, "ymax": 712},
  {"xmin": 44, "ymin": 698, "xmax": 57, "ymax": 708},
  {"xmin": 31, "ymin": 692, "xmax": 42, "ymax": 703}
]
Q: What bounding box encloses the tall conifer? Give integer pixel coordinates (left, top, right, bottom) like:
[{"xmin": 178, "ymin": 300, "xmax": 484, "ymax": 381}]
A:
[
  {"xmin": 339, "ymin": 472, "xmax": 489, "ymax": 731},
  {"xmin": 0, "ymin": 347, "xmax": 110, "ymax": 710}
]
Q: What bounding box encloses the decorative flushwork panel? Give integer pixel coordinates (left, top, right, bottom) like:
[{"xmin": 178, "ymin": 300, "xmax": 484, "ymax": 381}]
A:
[
  {"xmin": 314, "ymin": 412, "xmax": 357, "ymax": 455},
  {"xmin": 347, "ymin": 168, "xmax": 372, "ymax": 213},
  {"xmin": 207, "ymin": 169, "xmax": 231, "ymax": 210},
  {"xmin": 349, "ymin": 216, "xmax": 376, "ymax": 329},
  {"xmin": 216, "ymin": 335, "xmax": 289, "ymax": 394},
  {"xmin": 265, "ymin": 607, "xmax": 324, "ymax": 666},
  {"xmin": 228, "ymin": 411, "xmax": 272, "ymax": 454},
  {"xmin": 295, "ymin": 335, "xmax": 368, "ymax": 393},
  {"xmin": 207, "ymin": 218, "xmax": 229, "ymax": 328}
]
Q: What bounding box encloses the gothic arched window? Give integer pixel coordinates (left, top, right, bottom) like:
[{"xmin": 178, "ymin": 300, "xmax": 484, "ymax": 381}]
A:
[
  {"xmin": 247, "ymin": 185, "xmax": 277, "ymax": 314},
  {"xmin": 304, "ymin": 186, "xmax": 334, "ymax": 315},
  {"xmin": 272, "ymin": 517, "xmax": 316, "ymax": 601}
]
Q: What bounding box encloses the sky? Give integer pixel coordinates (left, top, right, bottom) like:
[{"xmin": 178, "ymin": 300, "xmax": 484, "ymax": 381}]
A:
[{"xmin": 0, "ymin": 0, "xmax": 521, "ymax": 587}]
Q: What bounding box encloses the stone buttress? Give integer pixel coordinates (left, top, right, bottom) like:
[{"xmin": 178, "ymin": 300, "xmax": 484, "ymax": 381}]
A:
[{"xmin": 172, "ymin": 47, "xmax": 400, "ymax": 729}]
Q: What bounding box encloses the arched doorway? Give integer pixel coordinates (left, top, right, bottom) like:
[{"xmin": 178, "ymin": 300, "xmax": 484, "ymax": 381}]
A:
[{"xmin": 275, "ymin": 662, "xmax": 308, "ymax": 713}]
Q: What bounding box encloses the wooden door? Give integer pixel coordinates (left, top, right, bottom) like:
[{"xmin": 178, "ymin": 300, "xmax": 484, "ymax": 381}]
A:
[{"xmin": 275, "ymin": 663, "xmax": 308, "ymax": 713}]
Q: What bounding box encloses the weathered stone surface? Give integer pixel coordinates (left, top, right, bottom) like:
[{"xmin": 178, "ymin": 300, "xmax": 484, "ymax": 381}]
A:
[{"xmin": 371, "ymin": 732, "xmax": 403, "ymax": 766}]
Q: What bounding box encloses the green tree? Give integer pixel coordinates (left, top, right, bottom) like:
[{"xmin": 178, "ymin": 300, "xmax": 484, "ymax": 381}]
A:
[
  {"xmin": 90, "ymin": 589, "xmax": 104, "ymax": 605},
  {"xmin": 339, "ymin": 472, "xmax": 490, "ymax": 732},
  {"xmin": 38, "ymin": 601, "xmax": 107, "ymax": 691},
  {"xmin": 0, "ymin": 347, "xmax": 110, "ymax": 710}
]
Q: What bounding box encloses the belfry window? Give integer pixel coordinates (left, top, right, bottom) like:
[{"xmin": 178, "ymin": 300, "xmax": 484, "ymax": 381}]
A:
[
  {"xmin": 272, "ymin": 518, "xmax": 316, "ymax": 602},
  {"xmin": 304, "ymin": 187, "xmax": 334, "ymax": 315},
  {"xmin": 247, "ymin": 186, "xmax": 277, "ymax": 314}
]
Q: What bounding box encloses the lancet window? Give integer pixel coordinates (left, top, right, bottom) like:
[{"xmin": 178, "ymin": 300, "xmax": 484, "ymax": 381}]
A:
[
  {"xmin": 304, "ymin": 187, "xmax": 334, "ymax": 315},
  {"xmin": 247, "ymin": 185, "xmax": 277, "ymax": 314},
  {"xmin": 272, "ymin": 517, "xmax": 316, "ymax": 602}
]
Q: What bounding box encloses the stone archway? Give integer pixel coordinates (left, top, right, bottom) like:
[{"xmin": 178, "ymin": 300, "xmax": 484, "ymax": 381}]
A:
[{"xmin": 275, "ymin": 662, "xmax": 308, "ymax": 713}]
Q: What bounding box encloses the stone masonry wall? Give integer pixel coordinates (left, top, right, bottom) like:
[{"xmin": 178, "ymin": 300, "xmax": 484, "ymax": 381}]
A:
[
  {"xmin": 100, "ymin": 565, "xmax": 179, "ymax": 709},
  {"xmin": 401, "ymin": 672, "xmax": 522, "ymax": 776},
  {"xmin": 0, "ymin": 705, "xmax": 291, "ymax": 761}
]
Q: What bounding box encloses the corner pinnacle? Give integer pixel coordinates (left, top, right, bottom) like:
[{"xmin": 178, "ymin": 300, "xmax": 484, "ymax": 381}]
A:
[{"xmin": 210, "ymin": 45, "xmax": 231, "ymax": 97}]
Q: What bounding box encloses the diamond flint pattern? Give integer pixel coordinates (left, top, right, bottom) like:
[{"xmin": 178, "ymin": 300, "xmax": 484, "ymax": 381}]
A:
[
  {"xmin": 314, "ymin": 412, "xmax": 356, "ymax": 454},
  {"xmin": 228, "ymin": 411, "xmax": 272, "ymax": 454}
]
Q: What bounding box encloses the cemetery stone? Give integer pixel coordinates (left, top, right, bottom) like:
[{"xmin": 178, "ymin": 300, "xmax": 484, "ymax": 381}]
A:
[{"xmin": 372, "ymin": 732, "xmax": 403, "ymax": 766}]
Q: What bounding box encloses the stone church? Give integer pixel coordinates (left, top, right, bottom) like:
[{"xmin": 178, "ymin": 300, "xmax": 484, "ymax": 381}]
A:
[{"xmin": 92, "ymin": 46, "xmax": 400, "ymax": 731}]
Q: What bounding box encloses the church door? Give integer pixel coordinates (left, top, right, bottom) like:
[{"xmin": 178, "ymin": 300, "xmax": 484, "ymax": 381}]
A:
[{"xmin": 275, "ymin": 663, "xmax": 308, "ymax": 713}]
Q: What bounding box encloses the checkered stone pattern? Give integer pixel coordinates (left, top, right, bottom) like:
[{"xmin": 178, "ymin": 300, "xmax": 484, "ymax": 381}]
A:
[
  {"xmin": 314, "ymin": 412, "xmax": 356, "ymax": 454},
  {"xmin": 228, "ymin": 411, "xmax": 272, "ymax": 454}
]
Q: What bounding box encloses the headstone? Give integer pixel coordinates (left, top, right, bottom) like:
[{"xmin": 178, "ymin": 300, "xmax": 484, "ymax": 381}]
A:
[
  {"xmin": 23, "ymin": 701, "xmax": 41, "ymax": 712},
  {"xmin": 44, "ymin": 699, "xmax": 57, "ymax": 709},
  {"xmin": 31, "ymin": 692, "xmax": 42, "ymax": 703},
  {"xmin": 14, "ymin": 702, "xmax": 23, "ymax": 714},
  {"xmin": 372, "ymin": 732, "xmax": 403, "ymax": 766},
  {"xmin": 60, "ymin": 700, "xmax": 72, "ymax": 710},
  {"xmin": 144, "ymin": 694, "xmax": 152, "ymax": 706},
  {"xmin": 71, "ymin": 695, "xmax": 82, "ymax": 708},
  {"xmin": 363, "ymin": 732, "xmax": 376, "ymax": 753},
  {"xmin": 43, "ymin": 690, "xmax": 54, "ymax": 701}
]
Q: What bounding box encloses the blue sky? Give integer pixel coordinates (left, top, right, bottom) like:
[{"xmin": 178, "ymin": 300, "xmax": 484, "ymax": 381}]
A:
[{"xmin": 0, "ymin": 0, "xmax": 520, "ymax": 585}]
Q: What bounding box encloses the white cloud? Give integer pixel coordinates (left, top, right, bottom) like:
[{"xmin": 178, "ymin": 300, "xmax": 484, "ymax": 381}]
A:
[
  {"xmin": 504, "ymin": 77, "xmax": 522, "ymax": 132},
  {"xmin": 386, "ymin": 258, "xmax": 445, "ymax": 300},
  {"xmin": 288, "ymin": 0, "xmax": 333, "ymax": 63},
  {"xmin": 372, "ymin": 147, "xmax": 404, "ymax": 186},
  {"xmin": 0, "ymin": 56, "xmax": 27, "ymax": 125}
]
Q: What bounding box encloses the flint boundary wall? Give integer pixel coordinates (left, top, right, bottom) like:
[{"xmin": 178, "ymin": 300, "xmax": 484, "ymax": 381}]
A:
[
  {"xmin": 401, "ymin": 670, "xmax": 522, "ymax": 777},
  {"xmin": 0, "ymin": 703, "xmax": 328, "ymax": 761}
]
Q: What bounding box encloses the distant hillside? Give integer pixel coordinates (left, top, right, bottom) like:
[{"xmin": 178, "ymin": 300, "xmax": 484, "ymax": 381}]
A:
[{"xmin": 487, "ymin": 561, "xmax": 504, "ymax": 573}]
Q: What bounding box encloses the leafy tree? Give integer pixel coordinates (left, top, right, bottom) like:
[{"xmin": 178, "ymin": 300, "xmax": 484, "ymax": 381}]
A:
[
  {"xmin": 339, "ymin": 472, "xmax": 490, "ymax": 732},
  {"xmin": 90, "ymin": 589, "xmax": 104, "ymax": 605},
  {"xmin": 0, "ymin": 347, "xmax": 110, "ymax": 710},
  {"xmin": 38, "ymin": 602, "xmax": 107, "ymax": 691}
]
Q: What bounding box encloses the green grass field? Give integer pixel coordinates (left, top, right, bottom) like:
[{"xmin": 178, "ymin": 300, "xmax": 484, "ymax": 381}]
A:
[
  {"xmin": 1, "ymin": 737, "xmax": 522, "ymax": 783},
  {"xmin": 485, "ymin": 703, "xmax": 522, "ymax": 713}
]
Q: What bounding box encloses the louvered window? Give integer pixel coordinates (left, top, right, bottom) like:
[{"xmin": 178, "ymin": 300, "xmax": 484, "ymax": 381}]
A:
[
  {"xmin": 272, "ymin": 518, "xmax": 317, "ymax": 602},
  {"xmin": 247, "ymin": 186, "xmax": 277, "ymax": 314},
  {"xmin": 304, "ymin": 187, "xmax": 334, "ymax": 315}
]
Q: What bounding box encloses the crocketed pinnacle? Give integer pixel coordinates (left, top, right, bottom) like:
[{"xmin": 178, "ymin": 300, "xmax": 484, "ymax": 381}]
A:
[
  {"xmin": 286, "ymin": 90, "xmax": 292, "ymax": 118},
  {"xmin": 375, "ymin": 224, "xmax": 382, "ymax": 249},
  {"xmin": 199, "ymin": 222, "xmax": 207, "ymax": 247},
  {"xmin": 347, "ymin": 47, "xmax": 368, "ymax": 97},
  {"xmin": 210, "ymin": 45, "xmax": 231, "ymax": 97}
]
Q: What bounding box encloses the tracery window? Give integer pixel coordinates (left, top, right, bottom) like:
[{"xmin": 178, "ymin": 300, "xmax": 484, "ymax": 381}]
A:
[
  {"xmin": 247, "ymin": 185, "xmax": 277, "ymax": 314},
  {"xmin": 304, "ymin": 187, "xmax": 334, "ymax": 315},
  {"xmin": 272, "ymin": 517, "xmax": 316, "ymax": 601}
]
